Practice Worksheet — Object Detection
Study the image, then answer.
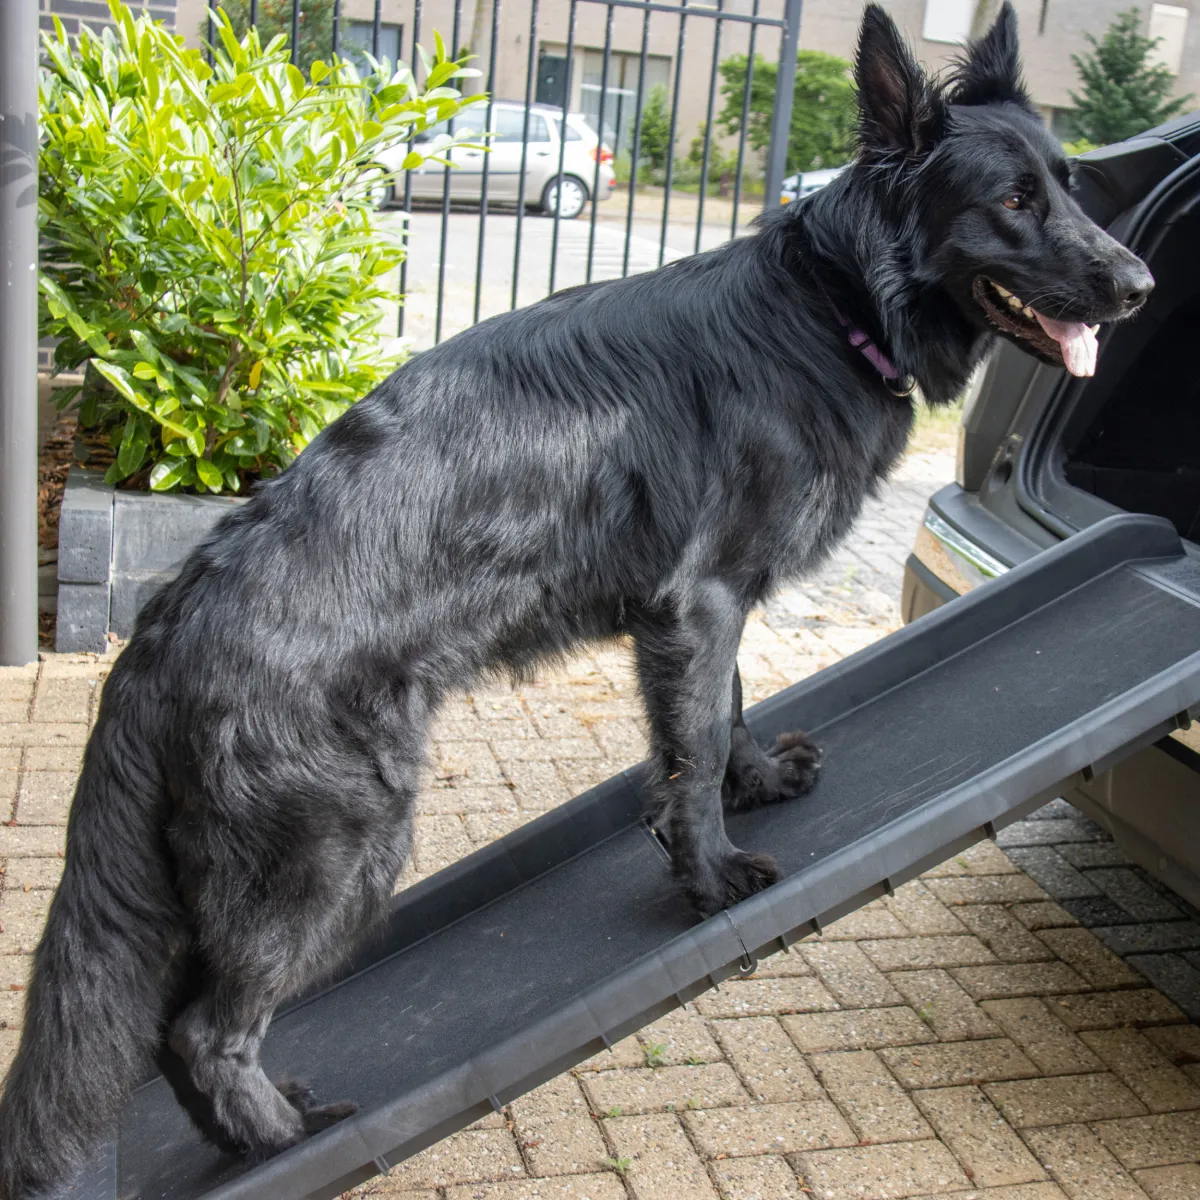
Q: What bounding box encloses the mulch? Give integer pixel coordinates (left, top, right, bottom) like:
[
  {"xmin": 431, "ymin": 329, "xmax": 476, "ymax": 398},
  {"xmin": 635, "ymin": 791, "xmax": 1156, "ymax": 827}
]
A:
[{"xmin": 37, "ymin": 413, "xmax": 79, "ymax": 649}]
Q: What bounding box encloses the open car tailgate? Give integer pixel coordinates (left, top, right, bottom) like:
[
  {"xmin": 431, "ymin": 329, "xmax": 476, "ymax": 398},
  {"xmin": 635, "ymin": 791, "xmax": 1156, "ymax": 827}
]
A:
[{"xmin": 59, "ymin": 512, "xmax": 1200, "ymax": 1200}]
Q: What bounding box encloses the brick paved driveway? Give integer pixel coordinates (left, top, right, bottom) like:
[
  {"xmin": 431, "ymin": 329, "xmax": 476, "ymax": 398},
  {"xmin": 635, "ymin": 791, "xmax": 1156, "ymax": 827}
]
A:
[{"xmin": 3, "ymin": 438, "xmax": 1199, "ymax": 1200}]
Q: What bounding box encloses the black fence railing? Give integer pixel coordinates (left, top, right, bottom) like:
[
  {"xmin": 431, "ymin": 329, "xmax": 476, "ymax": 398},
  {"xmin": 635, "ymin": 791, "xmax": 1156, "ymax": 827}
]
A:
[{"xmin": 210, "ymin": 0, "xmax": 802, "ymax": 349}]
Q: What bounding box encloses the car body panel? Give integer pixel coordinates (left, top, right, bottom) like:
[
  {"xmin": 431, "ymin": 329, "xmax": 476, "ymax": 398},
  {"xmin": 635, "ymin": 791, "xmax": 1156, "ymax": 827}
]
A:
[{"xmin": 386, "ymin": 103, "xmax": 614, "ymax": 211}]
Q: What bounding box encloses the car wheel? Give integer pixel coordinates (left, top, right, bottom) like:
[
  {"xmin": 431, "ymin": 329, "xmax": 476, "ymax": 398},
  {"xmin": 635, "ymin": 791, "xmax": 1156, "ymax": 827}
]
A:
[{"xmin": 540, "ymin": 175, "xmax": 588, "ymax": 220}]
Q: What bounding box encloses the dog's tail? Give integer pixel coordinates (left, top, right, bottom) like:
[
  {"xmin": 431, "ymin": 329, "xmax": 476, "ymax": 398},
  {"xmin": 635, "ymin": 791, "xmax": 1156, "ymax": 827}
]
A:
[{"xmin": 0, "ymin": 704, "xmax": 183, "ymax": 1200}]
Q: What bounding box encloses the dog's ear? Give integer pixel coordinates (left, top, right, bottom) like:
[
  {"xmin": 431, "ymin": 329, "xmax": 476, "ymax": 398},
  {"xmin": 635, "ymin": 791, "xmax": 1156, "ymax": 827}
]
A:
[
  {"xmin": 949, "ymin": 1, "xmax": 1034, "ymax": 110},
  {"xmin": 855, "ymin": 4, "xmax": 945, "ymax": 157}
]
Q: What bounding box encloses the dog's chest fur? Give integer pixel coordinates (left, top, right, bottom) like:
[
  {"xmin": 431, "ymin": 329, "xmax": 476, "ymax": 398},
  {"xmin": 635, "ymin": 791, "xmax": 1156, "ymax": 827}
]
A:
[{"xmin": 718, "ymin": 386, "xmax": 914, "ymax": 601}]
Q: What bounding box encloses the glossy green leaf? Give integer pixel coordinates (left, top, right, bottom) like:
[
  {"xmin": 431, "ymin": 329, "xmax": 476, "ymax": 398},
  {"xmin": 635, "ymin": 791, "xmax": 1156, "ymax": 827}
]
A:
[{"xmin": 195, "ymin": 458, "xmax": 223, "ymax": 490}]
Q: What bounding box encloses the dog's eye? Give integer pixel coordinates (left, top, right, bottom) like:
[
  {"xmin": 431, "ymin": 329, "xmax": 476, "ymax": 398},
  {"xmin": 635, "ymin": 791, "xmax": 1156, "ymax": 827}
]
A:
[{"xmin": 1002, "ymin": 193, "xmax": 1024, "ymax": 210}]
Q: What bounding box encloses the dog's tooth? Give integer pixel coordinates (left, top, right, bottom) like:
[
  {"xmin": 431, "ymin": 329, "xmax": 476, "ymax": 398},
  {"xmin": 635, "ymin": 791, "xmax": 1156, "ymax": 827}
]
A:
[
  {"xmin": 1022, "ymin": 305, "xmax": 1034, "ymax": 319},
  {"xmin": 1007, "ymin": 295, "xmax": 1023, "ymax": 311},
  {"xmin": 993, "ymin": 283, "xmax": 1012, "ymax": 298},
  {"xmin": 1088, "ymin": 324, "xmax": 1099, "ymax": 334}
]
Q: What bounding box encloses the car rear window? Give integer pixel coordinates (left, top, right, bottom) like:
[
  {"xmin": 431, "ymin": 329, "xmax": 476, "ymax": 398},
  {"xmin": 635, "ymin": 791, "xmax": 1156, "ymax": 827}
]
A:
[
  {"xmin": 494, "ymin": 110, "xmax": 550, "ymax": 143},
  {"xmin": 414, "ymin": 107, "xmax": 486, "ymax": 142}
]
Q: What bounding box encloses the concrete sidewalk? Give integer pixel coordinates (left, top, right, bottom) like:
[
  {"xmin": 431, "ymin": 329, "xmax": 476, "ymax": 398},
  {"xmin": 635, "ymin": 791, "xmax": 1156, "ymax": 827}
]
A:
[{"xmin": 3, "ymin": 438, "xmax": 1199, "ymax": 1199}]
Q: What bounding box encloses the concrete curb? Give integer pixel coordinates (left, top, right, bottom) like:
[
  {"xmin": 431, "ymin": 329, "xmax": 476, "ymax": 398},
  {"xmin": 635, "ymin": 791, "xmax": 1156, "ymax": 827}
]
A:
[{"xmin": 55, "ymin": 466, "xmax": 245, "ymax": 652}]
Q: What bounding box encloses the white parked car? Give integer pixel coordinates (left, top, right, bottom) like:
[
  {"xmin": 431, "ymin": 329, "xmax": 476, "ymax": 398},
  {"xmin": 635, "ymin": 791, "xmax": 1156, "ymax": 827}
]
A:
[
  {"xmin": 779, "ymin": 165, "xmax": 847, "ymax": 204},
  {"xmin": 375, "ymin": 100, "xmax": 616, "ymax": 220}
]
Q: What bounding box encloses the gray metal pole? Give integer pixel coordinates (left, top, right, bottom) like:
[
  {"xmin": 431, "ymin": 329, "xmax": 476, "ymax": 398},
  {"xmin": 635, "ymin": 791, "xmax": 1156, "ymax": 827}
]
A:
[
  {"xmin": 0, "ymin": 0, "xmax": 39, "ymax": 665},
  {"xmin": 762, "ymin": 0, "xmax": 801, "ymax": 213}
]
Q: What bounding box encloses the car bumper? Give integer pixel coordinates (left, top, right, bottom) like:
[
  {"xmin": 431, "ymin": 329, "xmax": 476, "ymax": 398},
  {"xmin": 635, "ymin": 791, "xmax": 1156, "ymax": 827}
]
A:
[
  {"xmin": 901, "ymin": 483, "xmax": 1029, "ymax": 623},
  {"xmin": 903, "ymin": 483, "xmax": 1200, "ymax": 909}
]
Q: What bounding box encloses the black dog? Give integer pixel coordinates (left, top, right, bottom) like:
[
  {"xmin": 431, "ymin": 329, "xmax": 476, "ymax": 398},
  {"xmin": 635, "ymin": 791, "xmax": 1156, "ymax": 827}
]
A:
[{"xmin": 0, "ymin": 5, "xmax": 1152, "ymax": 1194}]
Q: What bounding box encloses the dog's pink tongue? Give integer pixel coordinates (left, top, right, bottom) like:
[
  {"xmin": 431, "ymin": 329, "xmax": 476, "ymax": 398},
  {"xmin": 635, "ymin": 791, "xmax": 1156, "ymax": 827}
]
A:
[{"xmin": 1033, "ymin": 311, "xmax": 1098, "ymax": 377}]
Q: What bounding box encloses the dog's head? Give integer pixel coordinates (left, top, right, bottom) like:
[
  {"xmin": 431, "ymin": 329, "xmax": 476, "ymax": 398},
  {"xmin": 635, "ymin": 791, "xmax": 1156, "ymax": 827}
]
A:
[{"xmin": 852, "ymin": 2, "xmax": 1153, "ymax": 378}]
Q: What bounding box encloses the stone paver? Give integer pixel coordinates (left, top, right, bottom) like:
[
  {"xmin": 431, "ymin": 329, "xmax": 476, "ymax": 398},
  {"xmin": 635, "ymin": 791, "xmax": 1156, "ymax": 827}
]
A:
[
  {"xmin": 1022, "ymin": 1123, "xmax": 1148, "ymax": 1199},
  {"xmin": 5, "ymin": 441, "xmax": 1199, "ymax": 1199},
  {"xmin": 603, "ymin": 1113, "xmax": 717, "ymax": 1200},
  {"xmin": 984, "ymin": 1072, "xmax": 1147, "ymax": 1127},
  {"xmin": 809, "ymin": 1049, "xmax": 932, "ymax": 1142},
  {"xmin": 793, "ymin": 1140, "xmax": 971, "ymax": 1199},
  {"xmin": 913, "ymin": 1085, "xmax": 1046, "ymax": 1188},
  {"xmin": 887, "ymin": 968, "xmax": 1002, "ymax": 1041}
]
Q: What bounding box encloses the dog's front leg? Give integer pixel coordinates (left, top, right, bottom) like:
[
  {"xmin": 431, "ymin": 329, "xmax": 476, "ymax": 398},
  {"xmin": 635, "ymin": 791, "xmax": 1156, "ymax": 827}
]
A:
[{"xmin": 633, "ymin": 581, "xmax": 778, "ymax": 916}]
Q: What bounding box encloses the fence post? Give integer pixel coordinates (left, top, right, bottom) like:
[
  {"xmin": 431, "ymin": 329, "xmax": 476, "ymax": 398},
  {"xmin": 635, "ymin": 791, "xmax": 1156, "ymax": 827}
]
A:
[
  {"xmin": 762, "ymin": 0, "xmax": 801, "ymax": 212},
  {"xmin": 0, "ymin": 0, "xmax": 39, "ymax": 665}
]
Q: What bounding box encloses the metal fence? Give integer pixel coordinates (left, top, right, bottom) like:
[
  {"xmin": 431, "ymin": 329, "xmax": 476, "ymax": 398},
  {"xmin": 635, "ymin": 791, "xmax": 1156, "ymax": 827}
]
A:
[{"xmin": 211, "ymin": 0, "xmax": 801, "ymax": 348}]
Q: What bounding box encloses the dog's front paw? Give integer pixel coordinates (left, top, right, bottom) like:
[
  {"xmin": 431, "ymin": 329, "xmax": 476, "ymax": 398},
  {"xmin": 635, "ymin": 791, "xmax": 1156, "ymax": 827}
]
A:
[
  {"xmin": 686, "ymin": 850, "xmax": 778, "ymax": 916},
  {"xmin": 768, "ymin": 730, "xmax": 822, "ymax": 797}
]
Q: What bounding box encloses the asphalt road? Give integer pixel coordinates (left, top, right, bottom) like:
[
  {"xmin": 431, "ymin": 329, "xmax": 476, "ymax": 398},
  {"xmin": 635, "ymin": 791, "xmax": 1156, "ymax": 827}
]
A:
[{"xmin": 380, "ymin": 197, "xmax": 754, "ymax": 350}]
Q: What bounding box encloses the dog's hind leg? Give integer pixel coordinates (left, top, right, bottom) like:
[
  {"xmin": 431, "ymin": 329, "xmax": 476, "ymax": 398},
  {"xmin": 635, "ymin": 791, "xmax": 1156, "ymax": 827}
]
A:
[
  {"xmin": 723, "ymin": 666, "xmax": 821, "ymax": 812},
  {"xmin": 633, "ymin": 581, "xmax": 778, "ymax": 916},
  {"xmin": 165, "ymin": 977, "xmax": 310, "ymax": 1159},
  {"xmin": 162, "ymin": 762, "xmax": 417, "ymax": 1159}
]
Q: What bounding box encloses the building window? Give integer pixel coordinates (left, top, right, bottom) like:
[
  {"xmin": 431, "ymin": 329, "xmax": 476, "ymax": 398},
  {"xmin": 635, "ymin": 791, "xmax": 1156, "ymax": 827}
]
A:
[
  {"xmin": 922, "ymin": 0, "xmax": 973, "ymax": 45},
  {"xmin": 538, "ymin": 46, "xmax": 671, "ymax": 158},
  {"xmin": 1148, "ymin": 4, "xmax": 1188, "ymax": 76},
  {"xmin": 342, "ymin": 20, "xmax": 403, "ymax": 71},
  {"xmin": 579, "ymin": 50, "xmax": 671, "ymax": 155}
]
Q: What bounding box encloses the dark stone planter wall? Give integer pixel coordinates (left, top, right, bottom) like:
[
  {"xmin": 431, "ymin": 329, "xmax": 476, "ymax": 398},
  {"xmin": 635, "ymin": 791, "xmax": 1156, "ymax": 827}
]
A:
[{"xmin": 57, "ymin": 467, "xmax": 245, "ymax": 652}]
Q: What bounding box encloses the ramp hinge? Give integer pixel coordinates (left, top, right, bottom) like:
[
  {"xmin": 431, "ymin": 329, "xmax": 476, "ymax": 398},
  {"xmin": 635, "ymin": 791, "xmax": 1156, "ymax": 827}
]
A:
[
  {"xmin": 488, "ymin": 1094, "xmax": 504, "ymax": 1113},
  {"xmin": 1176, "ymin": 709, "xmax": 1193, "ymax": 731},
  {"xmin": 374, "ymin": 1156, "xmax": 391, "ymax": 1175},
  {"xmin": 1081, "ymin": 764, "xmax": 1095, "ymax": 783},
  {"xmin": 882, "ymin": 876, "xmax": 896, "ymax": 897},
  {"xmin": 600, "ymin": 1032, "xmax": 613, "ymax": 1051},
  {"xmin": 983, "ymin": 820, "xmax": 998, "ymax": 841},
  {"xmin": 810, "ymin": 915, "xmax": 823, "ymax": 936}
]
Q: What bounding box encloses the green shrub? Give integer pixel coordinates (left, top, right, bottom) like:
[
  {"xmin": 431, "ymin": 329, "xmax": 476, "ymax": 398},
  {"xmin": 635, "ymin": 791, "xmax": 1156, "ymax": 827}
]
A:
[
  {"xmin": 717, "ymin": 49, "xmax": 855, "ymax": 176},
  {"xmin": 38, "ymin": 1, "xmax": 480, "ymax": 494},
  {"xmin": 636, "ymin": 83, "xmax": 673, "ymax": 173}
]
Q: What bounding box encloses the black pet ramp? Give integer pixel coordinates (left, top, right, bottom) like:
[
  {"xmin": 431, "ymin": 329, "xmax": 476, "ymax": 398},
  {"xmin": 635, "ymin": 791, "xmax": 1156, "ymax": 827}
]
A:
[{"xmin": 51, "ymin": 512, "xmax": 1200, "ymax": 1200}]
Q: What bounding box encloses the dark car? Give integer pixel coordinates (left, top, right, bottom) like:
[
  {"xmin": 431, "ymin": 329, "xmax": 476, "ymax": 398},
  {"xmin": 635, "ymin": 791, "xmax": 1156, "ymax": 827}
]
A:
[{"xmin": 902, "ymin": 110, "xmax": 1200, "ymax": 909}]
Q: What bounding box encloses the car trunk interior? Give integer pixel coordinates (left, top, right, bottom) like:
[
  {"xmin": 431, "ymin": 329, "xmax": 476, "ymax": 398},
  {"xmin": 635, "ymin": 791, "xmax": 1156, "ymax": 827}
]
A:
[{"xmin": 1061, "ymin": 201, "xmax": 1200, "ymax": 541}]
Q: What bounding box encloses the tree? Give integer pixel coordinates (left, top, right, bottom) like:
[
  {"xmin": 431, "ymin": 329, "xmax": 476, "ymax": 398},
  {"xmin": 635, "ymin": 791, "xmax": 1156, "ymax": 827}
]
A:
[
  {"xmin": 219, "ymin": 0, "xmax": 336, "ymax": 74},
  {"xmin": 717, "ymin": 49, "xmax": 855, "ymax": 176},
  {"xmin": 1068, "ymin": 8, "xmax": 1192, "ymax": 145},
  {"xmin": 637, "ymin": 83, "xmax": 673, "ymax": 172},
  {"xmin": 462, "ymin": 0, "xmax": 491, "ymax": 96}
]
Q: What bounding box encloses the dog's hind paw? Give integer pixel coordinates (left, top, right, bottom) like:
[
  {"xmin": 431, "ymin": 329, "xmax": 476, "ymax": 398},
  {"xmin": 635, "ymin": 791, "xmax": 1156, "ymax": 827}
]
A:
[
  {"xmin": 299, "ymin": 1100, "xmax": 358, "ymax": 1135},
  {"xmin": 277, "ymin": 1079, "xmax": 358, "ymax": 1134},
  {"xmin": 688, "ymin": 850, "xmax": 778, "ymax": 916}
]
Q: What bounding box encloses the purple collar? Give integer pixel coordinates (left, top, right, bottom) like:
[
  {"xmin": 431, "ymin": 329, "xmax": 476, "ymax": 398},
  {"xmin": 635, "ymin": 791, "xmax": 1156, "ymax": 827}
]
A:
[
  {"xmin": 822, "ymin": 286, "xmax": 917, "ymax": 397},
  {"xmin": 845, "ymin": 324, "xmax": 900, "ymax": 381}
]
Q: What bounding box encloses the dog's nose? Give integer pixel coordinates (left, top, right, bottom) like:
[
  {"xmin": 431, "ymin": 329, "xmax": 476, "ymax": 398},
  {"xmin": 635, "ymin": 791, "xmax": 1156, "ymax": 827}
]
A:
[{"xmin": 1110, "ymin": 262, "xmax": 1154, "ymax": 310}]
